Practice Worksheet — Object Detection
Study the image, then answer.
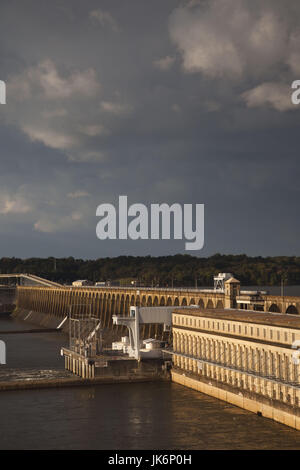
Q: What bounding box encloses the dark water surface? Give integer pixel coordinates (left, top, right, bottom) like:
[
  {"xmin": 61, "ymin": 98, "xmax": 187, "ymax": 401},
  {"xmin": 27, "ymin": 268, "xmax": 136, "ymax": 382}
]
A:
[
  {"xmin": 1, "ymin": 382, "xmax": 300, "ymax": 450},
  {"xmin": 0, "ymin": 315, "xmax": 67, "ymax": 370},
  {"xmin": 0, "ymin": 315, "xmax": 300, "ymax": 449}
]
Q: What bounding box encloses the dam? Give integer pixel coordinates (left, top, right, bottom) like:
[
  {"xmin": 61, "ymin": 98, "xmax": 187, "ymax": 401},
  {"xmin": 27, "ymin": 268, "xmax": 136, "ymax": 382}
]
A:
[{"xmin": 1, "ymin": 273, "xmax": 300, "ymax": 432}]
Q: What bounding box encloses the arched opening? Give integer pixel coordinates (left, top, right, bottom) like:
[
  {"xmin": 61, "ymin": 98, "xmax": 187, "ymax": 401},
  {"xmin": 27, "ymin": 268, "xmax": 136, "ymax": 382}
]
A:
[
  {"xmin": 120, "ymin": 295, "xmax": 125, "ymax": 315},
  {"xmin": 167, "ymin": 297, "xmax": 172, "ymax": 306},
  {"xmin": 189, "ymin": 298, "xmax": 196, "ymax": 306},
  {"xmin": 147, "ymin": 296, "xmax": 152, "ymax": 307},
  {"xmin": 206, "ymin": 299, "xmax": 214, "ymax": 309},
  {"xmin": 160, "ymin": 297, "xmax": 166, "ymax": 306},
  {"xmin": 115, "ymin": 295, "xmax": 120, "ymax": 314},
  {"xmin": 198, "ymin": 299, "xmax": 204, "ymax": 309},
  {"xmin": 107, "ymin": 294, "xmax": 113, "ymax": 325},
  {"xmin": 141, "ymin": 296, "xmax": 146, "ymax": 307},
  {"xmin": 125, "ymin": 295, "xmax": 130, "ymax": 315},
  {"xmin": 286, "ymin": 305, "xmax": 299, "ymax": 315},
  {"xmin": 111, "ymin": 294, "xmax": 115, "ymax": 315},
  {"xmin": 269, "ymin": 304, "xmax": 280, "ymax": 313},
  {"xmin": 216, "ymin": 300, "xmax": 224, "ymax": 309},
  {"xmin": 102, "ymin": 293, "xmax": 107, "ymax": 311},
  {"xmin": 181, "ymin": 298, "xmax": 187, "ymax": 306},
  {"xmin": 91, "ymin": 293, "xmax": 96, "ymax": 316},
  {"xmin": 95, "ymin": 293, "xmax": 100, "ymax": 317},
  {"xmin": 153, "ymin": 296, "xmax": 159, "ymax": 306},
  {"xmin": 174, "ymin": 298, "xmax": 179, "ymax": 306}
]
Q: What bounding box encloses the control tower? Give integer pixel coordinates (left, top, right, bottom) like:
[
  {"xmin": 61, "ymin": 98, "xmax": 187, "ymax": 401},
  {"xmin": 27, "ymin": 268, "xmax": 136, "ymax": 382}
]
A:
[{"xmin": 213, "ymin": 273, "xmax": 233, "ymax": 292}]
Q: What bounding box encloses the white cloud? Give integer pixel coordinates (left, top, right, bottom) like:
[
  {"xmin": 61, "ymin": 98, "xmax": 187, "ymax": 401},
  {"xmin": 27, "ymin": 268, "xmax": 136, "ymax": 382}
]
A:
[
  {"xmin": 0, "ymin": 183, "xmax": 93, "ymax": 235},
  {"xmin": 287, "ymin": 32, "xmax": 300, "ymax": 75},
  {"xmin": 34, "ymin": 217, "xmax": 65, "ymax": 233},
  {"xmin": 153, "ymin": 55, "xmax": 175, "ymax": 71},
  {"xmin": 4, "ymin": 59, "xmax": 135, "ymax": 161},
  {"xmin": 9, "ymin": 59, "xmax": 100, "ymax": 101},
  {"xmin": 21, "ymin": 125, "xmax": 78, "ymax": 150},
  {"xmin": 0, "ymin": 186, "xmax": 36, "ymax": 216},
  {"xmin": 90, "ymin": 9, "xmax": 120, "ymax": 32},
  {"xmin": 169, "ymin": 0, "xmax": 292, "ymax": 80},
  {"xmin": 3, "ymin": 60, "xmax": 121, "ymax": 160},
  {"xmin": 168, "ymin": 0, "xmax": 300, "ymax": 113},
  {"xmin": 0, "ymin": 195, "xmax": 32, "ymax": 214},
  {"xmin": 34, "ymin": 211, "xmax": 84, "ymax": 233},
  {"xmin": 242, "ymin": 82, "xmax": 295, "ymax": 112}
]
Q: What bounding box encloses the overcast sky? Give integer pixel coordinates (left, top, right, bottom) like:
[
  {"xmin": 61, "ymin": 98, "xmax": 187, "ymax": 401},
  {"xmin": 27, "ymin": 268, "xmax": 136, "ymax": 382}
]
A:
[{"xmin": 0, "ymin": 0, "xmax": 299, "ymax": 259}]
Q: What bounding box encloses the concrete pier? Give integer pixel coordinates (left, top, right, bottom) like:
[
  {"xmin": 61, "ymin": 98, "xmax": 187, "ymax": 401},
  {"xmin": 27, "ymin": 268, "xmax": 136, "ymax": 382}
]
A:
[{"xmin": 61, "ymin": 346, "xmax": 170, "ymax": 381}]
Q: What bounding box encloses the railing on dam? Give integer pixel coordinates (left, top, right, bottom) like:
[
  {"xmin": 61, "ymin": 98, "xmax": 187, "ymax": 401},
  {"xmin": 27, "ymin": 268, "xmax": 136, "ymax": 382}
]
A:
[{"xmin": 66, "ymin": 285, "xmax": 219, "ymax": 294}]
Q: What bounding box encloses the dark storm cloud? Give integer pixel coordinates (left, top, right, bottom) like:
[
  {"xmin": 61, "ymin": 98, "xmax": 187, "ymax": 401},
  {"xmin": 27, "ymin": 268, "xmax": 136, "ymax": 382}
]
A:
[{"xmin": 0, "ymin": 0, "xmax": 299, "ymax": 258}]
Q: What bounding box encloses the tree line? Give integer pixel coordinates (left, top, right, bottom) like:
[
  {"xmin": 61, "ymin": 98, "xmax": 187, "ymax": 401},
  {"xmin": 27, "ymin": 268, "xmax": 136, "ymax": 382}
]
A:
[{"xmin": 0, "ymin": 254, "xmax": 297, "ymax": 287}]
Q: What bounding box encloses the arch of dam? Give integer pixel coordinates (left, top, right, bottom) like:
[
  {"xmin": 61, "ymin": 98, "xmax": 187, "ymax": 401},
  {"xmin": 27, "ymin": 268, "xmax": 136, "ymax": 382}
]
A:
[
  {"xmin": 13, "ymin": 277, "xmax": 300, "ymax": 339},
  {"xmin": 15, "ymin": 285, "xmax": 226, "ymax": 340}
]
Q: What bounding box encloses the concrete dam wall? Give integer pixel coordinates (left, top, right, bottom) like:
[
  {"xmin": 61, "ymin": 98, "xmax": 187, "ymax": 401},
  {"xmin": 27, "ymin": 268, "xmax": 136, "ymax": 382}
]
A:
[
  {"xmin": 14, "ymin": 286, "xmax": 175, "ymax": 341},
  {"xmin": 0, "ymin": 287, "xmax": 16, "ymax": 313}
]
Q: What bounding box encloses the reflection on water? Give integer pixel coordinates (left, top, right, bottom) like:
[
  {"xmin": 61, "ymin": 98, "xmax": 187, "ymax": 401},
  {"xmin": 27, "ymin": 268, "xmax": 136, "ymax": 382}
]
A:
[
  {"xmin": 0, "ymin": 315, "xmax": 299, "ymax": 449},
  {"xmin": 0, "ymin": 382, "xmax": 299, "ymax": 450},
  {"xmin": 0, "ymin": 315, "xmax": 67, "ymax": 370}
]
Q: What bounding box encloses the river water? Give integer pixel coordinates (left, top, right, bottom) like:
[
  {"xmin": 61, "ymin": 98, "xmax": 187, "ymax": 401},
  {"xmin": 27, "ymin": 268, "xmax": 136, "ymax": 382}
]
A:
[{"xmin": 0, "ymin": 315, "xmax": 300, "ymax": 449}]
